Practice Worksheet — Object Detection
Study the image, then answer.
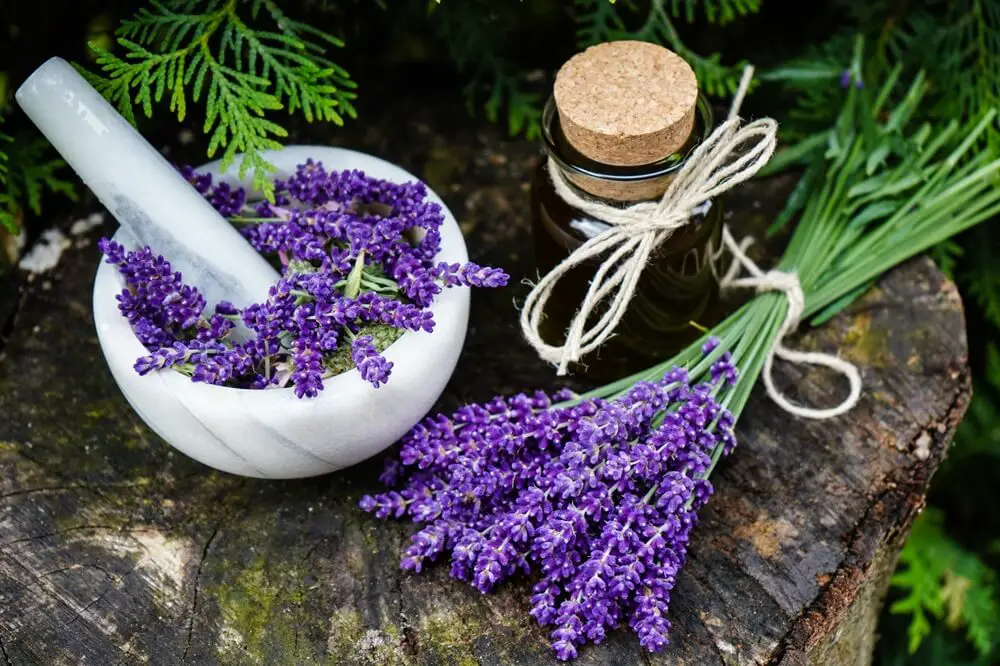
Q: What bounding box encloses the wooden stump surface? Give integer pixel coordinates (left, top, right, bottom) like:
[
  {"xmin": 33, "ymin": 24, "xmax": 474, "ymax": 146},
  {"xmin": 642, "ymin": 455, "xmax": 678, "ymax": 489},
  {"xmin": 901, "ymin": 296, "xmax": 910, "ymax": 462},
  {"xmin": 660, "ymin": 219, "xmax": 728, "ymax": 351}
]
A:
[{"xmin": 0, "ymin": 96, "xmax": 971, "ymax": 666}]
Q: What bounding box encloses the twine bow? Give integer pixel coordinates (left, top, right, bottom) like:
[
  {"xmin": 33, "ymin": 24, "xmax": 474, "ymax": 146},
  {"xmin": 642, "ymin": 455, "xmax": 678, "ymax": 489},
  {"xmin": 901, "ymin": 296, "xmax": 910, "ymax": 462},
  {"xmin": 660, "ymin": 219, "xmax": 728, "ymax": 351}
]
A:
[
  {"xmin": 718, "ymin": 226, "xmax": 862, "ymax": 419},
  {"xmin": 520, "ymin": 67, "xmax": 778, "ymax": 375}
]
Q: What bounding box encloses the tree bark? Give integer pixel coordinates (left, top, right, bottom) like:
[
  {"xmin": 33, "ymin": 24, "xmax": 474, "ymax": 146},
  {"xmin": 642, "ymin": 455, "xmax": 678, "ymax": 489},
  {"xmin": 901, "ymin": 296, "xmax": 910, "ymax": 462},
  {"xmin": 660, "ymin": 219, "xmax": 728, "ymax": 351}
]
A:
[{"xmin": 0, "ymin": 94, "xmax": 970, "ymax": 665}]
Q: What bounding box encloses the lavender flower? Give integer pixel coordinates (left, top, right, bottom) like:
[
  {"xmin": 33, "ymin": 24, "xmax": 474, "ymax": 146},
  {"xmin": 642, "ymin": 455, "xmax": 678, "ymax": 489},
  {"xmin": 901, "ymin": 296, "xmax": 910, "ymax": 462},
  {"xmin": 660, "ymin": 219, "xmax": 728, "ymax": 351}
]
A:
[
  {"xmin": 701, "ymin": 336, "xmax": 720, "ymax": 354},
  {"xmin": 207, "ymin": 182, "xmax": 246, "ymax": 217},
  {"xmin": 840, "ymin": 69, "xmax": 864, "ymax": 90},
  {"xmin": 134, "ymin": 340, "xmax": 225, "ymax": 375},
  {"xmin": 351, "ymin": 335, "xmax": 394, "ymax": 388},
  {"xmin": 179, "ymin": 165, "xmax": 213, "ymax": 195},
  {"xmin": 100, "ymin": 238, "xmax": 208, "ymax": 337},
  {"xmin": 361, "ymin": 344, "xmax": 738, "ymax": 660},
  {"xmin": 100, "ymin": 161, "xmax": 508, "ymax": 397}
]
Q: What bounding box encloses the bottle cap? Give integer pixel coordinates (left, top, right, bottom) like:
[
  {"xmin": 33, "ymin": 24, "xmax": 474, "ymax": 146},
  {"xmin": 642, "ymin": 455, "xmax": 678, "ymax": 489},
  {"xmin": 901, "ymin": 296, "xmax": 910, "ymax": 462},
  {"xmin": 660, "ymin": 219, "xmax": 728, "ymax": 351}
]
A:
[{"xmin": 554, "ymin": 41, "xmax": 698, "ymax": 168}]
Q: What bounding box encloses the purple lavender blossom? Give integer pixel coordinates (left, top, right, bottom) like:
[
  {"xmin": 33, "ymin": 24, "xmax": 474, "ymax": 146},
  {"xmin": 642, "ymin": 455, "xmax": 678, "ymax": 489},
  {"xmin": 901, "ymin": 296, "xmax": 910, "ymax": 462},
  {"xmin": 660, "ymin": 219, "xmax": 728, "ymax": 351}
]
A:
[
  {"xmin": 290, "ymin": 339, "xmax": 325, "ymax": 398},
  {"xmin": 710, "ymin": 351, "xmax": 738, "ymax": 385},
  {"xmin": 179, "ymin": 165, "xmax": 213, "ymax": 195},
  {"xmin": 134, "ymin": 339, "xmax": 226, "ymax": 375},
  {"xmin": 208, "ymin": 181, "xmax": 247, "ymax": 217},
  {"xmin": 701, "ymin": 336, "xmax": 720, "ymax": 354},
  {"xmin": 100, "ymin": 238, "xmax": 207, "ymax": 335},
  {"xmin": 361, "ymin": 351, "xmax": 739, "ymax": 660},
  {"xmin": 100, "ymin": 161, "xmax": 508, "ymax": 397},
  {"xmin": 840, "ymin": 69, "xmax": 864, "ymax": 90},
  {"xmin": 433, "ymin": 261, "xmax": 510, "ymax": 289},
  {"xmin": 351, "ymin": 336, "xmax": 394, "ymax": 388}
]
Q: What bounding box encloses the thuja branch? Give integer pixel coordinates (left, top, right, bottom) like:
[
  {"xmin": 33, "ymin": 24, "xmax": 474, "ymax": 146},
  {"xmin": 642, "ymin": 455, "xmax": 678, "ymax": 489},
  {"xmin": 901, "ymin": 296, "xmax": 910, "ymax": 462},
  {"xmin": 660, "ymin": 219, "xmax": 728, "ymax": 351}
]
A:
[
  {"xmin": 0, "ymin": 129, "xmax": 12, "ymax": 234},
  {"xmin": 0, "ymin": 125, "xmax": 76, "ymax": 235},
  {"xmin": 433, "ymin": 0, "xmax": 544, "ymax": 139},
  {"xmin": 82, "ymin": 0, "xmax": 356, "ymax": 200},
  {"xmin": 575, "ymin": 0, "xmax": 757, "ymax": 96}
]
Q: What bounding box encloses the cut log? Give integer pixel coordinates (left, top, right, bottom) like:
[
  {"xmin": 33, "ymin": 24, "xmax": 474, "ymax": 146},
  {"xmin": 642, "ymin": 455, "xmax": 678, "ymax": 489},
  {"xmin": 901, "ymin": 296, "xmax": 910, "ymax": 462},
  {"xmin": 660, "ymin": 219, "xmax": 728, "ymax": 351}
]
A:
[{"xmin": 0, "ymin": 97, "xmax": 969, "ymax": 666}]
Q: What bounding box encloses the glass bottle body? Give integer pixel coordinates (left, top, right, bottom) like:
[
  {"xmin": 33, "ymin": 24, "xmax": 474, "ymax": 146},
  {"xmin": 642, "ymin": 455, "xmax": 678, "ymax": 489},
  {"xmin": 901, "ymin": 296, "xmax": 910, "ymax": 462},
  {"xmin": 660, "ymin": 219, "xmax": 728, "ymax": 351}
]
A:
[{"xmin": 529, "ymin": 96, "xmax": 724, "ymax": 380}]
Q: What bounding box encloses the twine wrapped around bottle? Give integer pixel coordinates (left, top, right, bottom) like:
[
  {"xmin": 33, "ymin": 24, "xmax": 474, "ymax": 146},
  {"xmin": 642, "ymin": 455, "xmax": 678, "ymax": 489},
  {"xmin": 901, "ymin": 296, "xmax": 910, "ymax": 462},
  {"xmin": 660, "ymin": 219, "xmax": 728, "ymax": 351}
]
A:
[
  {"xmin": 520, "ymin": 66, "xmax": 863, "ymax": 420},
  {"xmin": 521, "ymin": 67, "xmax": 773, "ymax": 374}
]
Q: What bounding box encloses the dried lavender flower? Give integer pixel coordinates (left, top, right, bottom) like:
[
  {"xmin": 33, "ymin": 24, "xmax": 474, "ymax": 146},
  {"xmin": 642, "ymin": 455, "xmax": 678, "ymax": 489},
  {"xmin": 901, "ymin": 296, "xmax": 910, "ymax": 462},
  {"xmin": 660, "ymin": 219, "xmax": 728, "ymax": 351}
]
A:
[
  {"xmin": 351, "ymin": 335, "xmax": 394, "ymax": 388},
  {"xmin": 361, "ymin": 345, "xmax": 738, "ymax": 660},
  {"xmin": 101, "ymin": 161, "xmax": 508, "ymax": 396}
]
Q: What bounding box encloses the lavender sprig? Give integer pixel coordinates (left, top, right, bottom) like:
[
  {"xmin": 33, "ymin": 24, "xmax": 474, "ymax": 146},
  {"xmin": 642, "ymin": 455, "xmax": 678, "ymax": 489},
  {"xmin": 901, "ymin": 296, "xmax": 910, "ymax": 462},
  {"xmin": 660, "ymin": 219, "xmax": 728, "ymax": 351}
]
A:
[
  {"xmin": 361, "ymin": 349, "xmax": 738, "ymax": 659},
  {"xmin": 105, "ymin": 161, "xmax": 508, "ymax": 396}
]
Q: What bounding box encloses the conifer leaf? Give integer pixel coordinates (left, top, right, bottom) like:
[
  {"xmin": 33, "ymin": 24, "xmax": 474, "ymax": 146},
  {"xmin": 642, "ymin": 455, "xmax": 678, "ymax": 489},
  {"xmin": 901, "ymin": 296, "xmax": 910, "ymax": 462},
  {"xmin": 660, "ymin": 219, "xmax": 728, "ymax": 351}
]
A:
[
  {"xmin": 83, "ymin": 0, "xmax": 355, "ymax": 201},
  {"xmin": 891, "ymin": 508, "xmax": 1000, "ymax": 659},
  {"xmin": 963, "ymin": 226, "xmax": 1000, "ymax": 329},
  {"xmin": 434, "ymin": 0, "xmax": 544, "ymax": 140},
  {"xmin": 0, "ymin": 129, "xmax": 12, "ymax": 234},
  {"xmin": 669, "ymin": 0, "xmax": 762, "ymax": 25},
  {"xmin": 574, "ymin": 0, "xmax": 756, "ymax": 98},
  {"xmin": 0, "ymin": 128, "xmax": 77, "ymax": 234}
]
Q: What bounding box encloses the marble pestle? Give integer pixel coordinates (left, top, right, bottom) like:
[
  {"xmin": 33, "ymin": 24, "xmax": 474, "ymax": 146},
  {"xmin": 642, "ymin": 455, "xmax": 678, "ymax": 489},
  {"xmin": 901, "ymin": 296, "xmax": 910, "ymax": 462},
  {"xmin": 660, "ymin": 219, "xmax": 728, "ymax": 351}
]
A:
[{"xmin": 15, "ymin": 57, "xmax": 279, "ymax": 312}]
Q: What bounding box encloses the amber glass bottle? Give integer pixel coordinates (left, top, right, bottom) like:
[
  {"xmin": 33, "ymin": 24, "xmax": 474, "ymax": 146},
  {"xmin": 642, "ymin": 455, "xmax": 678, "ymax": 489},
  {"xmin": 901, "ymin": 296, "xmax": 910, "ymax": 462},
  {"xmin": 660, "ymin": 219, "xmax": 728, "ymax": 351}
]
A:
[{"xmin": 530, "ymin": 43, "xmax": 724, "ymax": 380}]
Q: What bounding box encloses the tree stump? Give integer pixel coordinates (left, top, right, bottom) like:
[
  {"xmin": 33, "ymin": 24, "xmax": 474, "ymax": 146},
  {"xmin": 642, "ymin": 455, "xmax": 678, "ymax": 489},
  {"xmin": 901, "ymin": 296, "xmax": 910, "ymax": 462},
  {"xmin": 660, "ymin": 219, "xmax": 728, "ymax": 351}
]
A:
[{"xmin": 0, "ymin": 95, "xmax": 970, "ymax": 666}]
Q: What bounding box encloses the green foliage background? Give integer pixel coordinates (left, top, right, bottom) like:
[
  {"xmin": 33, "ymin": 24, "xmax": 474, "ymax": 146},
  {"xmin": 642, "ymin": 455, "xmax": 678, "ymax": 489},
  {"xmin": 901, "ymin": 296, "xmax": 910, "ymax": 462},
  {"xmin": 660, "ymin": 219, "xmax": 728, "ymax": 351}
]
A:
[{"xmin": 2, "ymin": 1, "xmax": 1000, "ymax": 663}]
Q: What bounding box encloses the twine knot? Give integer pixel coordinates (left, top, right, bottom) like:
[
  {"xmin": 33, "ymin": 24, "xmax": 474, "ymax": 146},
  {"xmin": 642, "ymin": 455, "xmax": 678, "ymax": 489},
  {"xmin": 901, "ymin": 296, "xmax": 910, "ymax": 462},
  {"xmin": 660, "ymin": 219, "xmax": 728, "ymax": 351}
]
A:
[
  {"xmin": 520, "ymin": 66, "xmax": 777, "ymax": 375},
  {"xmin": 719, "ymin": 226, "xmax": 861, "ymax": 420}
]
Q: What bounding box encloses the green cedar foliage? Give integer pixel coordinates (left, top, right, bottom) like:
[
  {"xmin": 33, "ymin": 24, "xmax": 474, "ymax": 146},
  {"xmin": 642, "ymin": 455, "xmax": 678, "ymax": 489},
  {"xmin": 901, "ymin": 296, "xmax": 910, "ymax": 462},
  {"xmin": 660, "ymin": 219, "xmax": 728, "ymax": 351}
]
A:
[
  {"xmin": 890, "ymin": 508, "xmax": 1000, "ymax": 658},
  {"xmin": 7, "ymin": 0, "xmax": 756, "ymax": 224},
  {"xmin": 764, "ymin": 1, "xmax": 1000, "ymax": 150},
  {"xmin": 84, "ymin": 0, "xmax": 357, "ymax": 200},
  {"xmin": 0, "ymin": 128, "xmax": 11, "ymax": 234},
  {"xmin": 430, "ymin": 0, "xmax": 544, "ymax": 139},
  {"xmin": 0, "ymin": 68, "xmax": 76, "ymax": 234},
  {"xmin": 574, "ymin": 0, "xmax": 759, "ymax": 96},
  {"xmin": 879, "ymin": 626, "xmax": 993, "ymax": 666},
  {"xmin": 442, "ymin": 0, "xmax": 764, "ymax": 141},
  {"xmin": 0, "ymin": 119, "xmax": 76, "ymax": 235}
]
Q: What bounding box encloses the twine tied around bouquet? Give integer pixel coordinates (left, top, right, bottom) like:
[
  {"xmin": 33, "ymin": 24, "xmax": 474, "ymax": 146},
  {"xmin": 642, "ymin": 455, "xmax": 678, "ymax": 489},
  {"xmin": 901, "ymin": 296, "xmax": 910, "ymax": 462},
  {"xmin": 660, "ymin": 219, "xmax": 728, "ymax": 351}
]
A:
[
  {"xmin": 520, "ymin": 67, "xmax": 776, "ymax": 375},
  {"xmin": 718, "ymin": 226, "xmax": 862, "ymax": 420}
]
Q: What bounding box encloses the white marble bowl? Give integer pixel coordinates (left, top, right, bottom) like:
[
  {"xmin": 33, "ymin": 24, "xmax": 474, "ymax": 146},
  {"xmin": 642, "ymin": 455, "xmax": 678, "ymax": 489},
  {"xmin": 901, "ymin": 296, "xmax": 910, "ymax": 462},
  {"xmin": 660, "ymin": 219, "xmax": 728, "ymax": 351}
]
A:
[{"xmin": 93, "ymin": 146, "xmax": 470, "ymax": 479}]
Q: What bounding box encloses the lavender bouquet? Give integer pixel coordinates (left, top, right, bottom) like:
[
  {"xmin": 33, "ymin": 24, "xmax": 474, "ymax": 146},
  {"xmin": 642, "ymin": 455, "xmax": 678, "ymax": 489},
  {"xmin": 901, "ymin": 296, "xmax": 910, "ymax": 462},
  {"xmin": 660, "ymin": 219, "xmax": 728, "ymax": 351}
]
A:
[
  {"xmin": 100, "ymin": 161, "xmax": 508, "ymax": 398},
  {"xmin": 361, "ymin": 63, "xmax": 1000, "ymax": 659}
]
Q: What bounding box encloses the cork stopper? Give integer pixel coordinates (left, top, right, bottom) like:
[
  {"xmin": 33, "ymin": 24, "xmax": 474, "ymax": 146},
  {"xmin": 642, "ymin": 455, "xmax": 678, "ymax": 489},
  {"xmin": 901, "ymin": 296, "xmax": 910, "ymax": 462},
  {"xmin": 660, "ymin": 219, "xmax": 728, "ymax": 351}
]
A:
[{"xmin": 554, "ymin": 41, "xmax": 698, "ymax": 168}]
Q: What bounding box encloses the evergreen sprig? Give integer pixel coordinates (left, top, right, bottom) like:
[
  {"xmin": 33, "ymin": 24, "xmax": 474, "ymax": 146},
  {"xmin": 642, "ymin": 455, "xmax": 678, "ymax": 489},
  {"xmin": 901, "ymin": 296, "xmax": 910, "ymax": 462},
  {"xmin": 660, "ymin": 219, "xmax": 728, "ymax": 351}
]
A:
[
  {"xmin": 880, "ymin": 627, "xmax": 995, "ymax": 666},
  {"xmin": 763, "ymin": 2, "xmax": 1000, "ymax": 155},
  {"xmin": 0, "ymin": 129, "xmax": 12, "ymax": 234},
  {"xmin": 667, "ymin": 0, "xmax": 763, "ymax": 25},
  {"xmin": 886, "ymin": 0, "xmax": 1000, "ymax": 127},
  {"xmin": 85, "ymin": 0, "xmax": 356, "ymax": 199},
  {"xmin": 575, "ymin": 0, "xmax": 758, "ymax": 96},
  {"xmin": 0, "ymin": 125, "xmax": 76, "ymax": 235},
  {"xmin": 433, "ymin": 0, "xmax": 544, "ymax": 139},
  {"xmin": 758, "ymin": 32, "xmax": 856, "ymax": 144},
  {"xmin": 442, "ymin": 0, "xmax": 763, "ymax": 139},
  {"xmin": 891, "ymin": 508, "xmax": 1000, "ymax": 658}
]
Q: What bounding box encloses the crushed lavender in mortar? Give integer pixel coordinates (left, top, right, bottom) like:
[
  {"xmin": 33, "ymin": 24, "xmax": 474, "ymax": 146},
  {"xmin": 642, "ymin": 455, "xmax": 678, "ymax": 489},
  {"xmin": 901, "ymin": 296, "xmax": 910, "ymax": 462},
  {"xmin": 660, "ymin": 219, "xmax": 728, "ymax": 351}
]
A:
[
  {"xmin": 100, "ymin": 161, "xmax": 508, "ymax": 397},
  {"xmin": 361, "ymin": 342, "xmax": 739, "ymax": 660}
]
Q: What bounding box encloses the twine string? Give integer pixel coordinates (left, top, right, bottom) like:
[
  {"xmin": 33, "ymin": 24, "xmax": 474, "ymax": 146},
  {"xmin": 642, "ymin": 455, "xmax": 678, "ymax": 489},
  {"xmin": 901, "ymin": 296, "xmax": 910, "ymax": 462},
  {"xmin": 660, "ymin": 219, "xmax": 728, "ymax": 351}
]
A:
[
  {"xmin": 718, "ymin": 226, "xmax": 862, "ymax": 419},
  {"xmin": 520, "ymin": 66, "xmax": 777, "ymax": 375},
  {"xmin": 520, "ymin": 64, "xmax": 863, "ymax": 419}
]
